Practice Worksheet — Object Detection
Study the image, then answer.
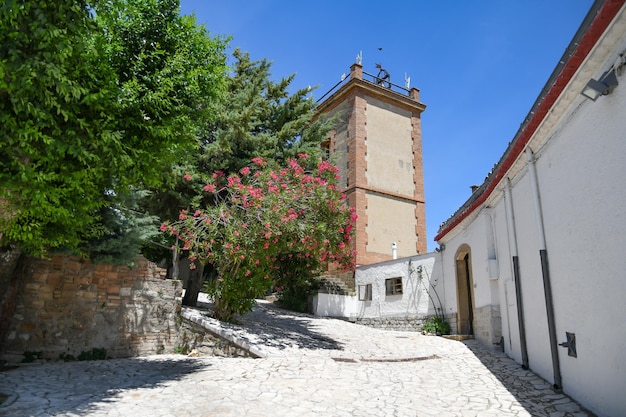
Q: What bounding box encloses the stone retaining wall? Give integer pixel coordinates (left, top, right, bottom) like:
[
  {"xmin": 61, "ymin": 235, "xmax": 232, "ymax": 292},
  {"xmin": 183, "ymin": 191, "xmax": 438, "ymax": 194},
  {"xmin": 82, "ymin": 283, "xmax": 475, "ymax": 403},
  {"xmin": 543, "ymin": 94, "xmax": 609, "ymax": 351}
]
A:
[
  {"xmin": 1, "ymin": 255, "xmax": 183, "ymax": 362},
  {"xmin": 356, "ymin": 316, "xmax": 427, "ymax": 331},
  {"xmin": 178, "ymin": 318, "xmax": 257, "ymax": 358}
]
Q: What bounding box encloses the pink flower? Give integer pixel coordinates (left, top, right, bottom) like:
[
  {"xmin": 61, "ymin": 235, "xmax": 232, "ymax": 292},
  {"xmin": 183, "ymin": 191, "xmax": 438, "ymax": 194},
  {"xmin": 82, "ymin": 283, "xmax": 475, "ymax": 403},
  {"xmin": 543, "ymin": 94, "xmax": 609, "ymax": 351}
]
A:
[
  {"xmin": 240, "ymin": 166, "xmax": 251, "ymax": 176},
  {"xmin": 184, "ymin": 173, "xmax": 192, "ymax": 181},
  {"xmin": 252, "ymin": 157, "xmax": 265, "ymax": 166},
  {"xmin": 245, "ymin": 270, "xmax": 251, "ymax": 276},
  {"xmin": 203, "ymin": 183, "xmax": 216, "ymax": 193}
]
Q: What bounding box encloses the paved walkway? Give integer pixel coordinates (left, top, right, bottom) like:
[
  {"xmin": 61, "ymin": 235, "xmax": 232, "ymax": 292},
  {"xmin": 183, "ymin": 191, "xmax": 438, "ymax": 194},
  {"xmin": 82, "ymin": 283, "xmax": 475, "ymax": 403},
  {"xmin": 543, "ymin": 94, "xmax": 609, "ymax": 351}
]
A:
[{"xmin": 0, "ymin": 301, "xmax": 593, "ymax": 417}]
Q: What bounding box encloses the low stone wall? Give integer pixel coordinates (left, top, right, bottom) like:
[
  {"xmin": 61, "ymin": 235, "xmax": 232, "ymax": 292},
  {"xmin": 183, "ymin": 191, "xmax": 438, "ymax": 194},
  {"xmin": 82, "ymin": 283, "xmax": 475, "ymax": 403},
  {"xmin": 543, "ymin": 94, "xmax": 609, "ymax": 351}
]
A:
[
  {"xmin": 178, "ymin": 315, "xmax": 258, "ymax": 358},
  {"xmin": 1, "ymin": 255, "xmax": 183, "ymax": 362},
  {"xmin": 356, "ymin": 316, "xmax": 427, "ymax": 331},
  {"xmin": 473, "ymin": 304, "xmax": 502, "ymax": 348}
]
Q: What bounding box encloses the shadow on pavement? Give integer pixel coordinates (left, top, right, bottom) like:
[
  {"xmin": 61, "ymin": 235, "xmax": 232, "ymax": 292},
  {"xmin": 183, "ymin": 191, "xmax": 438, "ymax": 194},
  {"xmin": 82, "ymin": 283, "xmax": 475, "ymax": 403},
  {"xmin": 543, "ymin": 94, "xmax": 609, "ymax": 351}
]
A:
[
  {"xmin": 225, "ymin": 302, "xmax": 344, "ymax": 352},
  {"xmin": 0, "ymin": 356, "xmax": 208, "ymax": 416},
  {"xmin": 462, "ymin": 340, "xmax": 595, "ymax": 416}
]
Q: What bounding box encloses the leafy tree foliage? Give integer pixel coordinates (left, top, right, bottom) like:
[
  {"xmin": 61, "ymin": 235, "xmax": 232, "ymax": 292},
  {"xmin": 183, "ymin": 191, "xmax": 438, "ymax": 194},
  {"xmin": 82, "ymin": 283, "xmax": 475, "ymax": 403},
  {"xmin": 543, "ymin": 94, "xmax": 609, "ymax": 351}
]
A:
[
  {"xmin": 142, "ymin": 49, "xmax": 335, "ymax": 281},
  {"xmin": 200, "ymin": 49, "xmax": 334, "ymax": 175},
  {"xmin": 0, "ymin": 0, "xmax": 227, "ymax": 257},
  {"xmin": 163, "ymin": 155, "xmax": 356, "ymax": 321}
]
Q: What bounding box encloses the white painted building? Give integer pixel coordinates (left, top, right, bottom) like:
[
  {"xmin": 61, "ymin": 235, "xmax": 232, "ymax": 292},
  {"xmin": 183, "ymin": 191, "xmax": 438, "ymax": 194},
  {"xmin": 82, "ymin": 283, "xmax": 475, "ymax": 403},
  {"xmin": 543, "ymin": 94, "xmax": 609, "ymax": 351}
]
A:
[
  {"xmin": 313, "ymin": 253, "xmax": 440, "ymax": 328},
  {"xmin": 433, "ymin": 1, "xmax": 626, "ymax": 416}
]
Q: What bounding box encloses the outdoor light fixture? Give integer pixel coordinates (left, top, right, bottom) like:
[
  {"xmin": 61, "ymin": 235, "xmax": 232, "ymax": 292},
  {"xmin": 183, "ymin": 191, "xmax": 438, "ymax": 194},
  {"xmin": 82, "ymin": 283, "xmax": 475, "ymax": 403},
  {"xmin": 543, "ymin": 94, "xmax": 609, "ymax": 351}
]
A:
[
  {"xmin": 581, "ymin": 69, "xmax": 619, "ymax": 101},
  {"xmin": 581, "ymin": 52, "xmax": 625, "ymax": 101}
]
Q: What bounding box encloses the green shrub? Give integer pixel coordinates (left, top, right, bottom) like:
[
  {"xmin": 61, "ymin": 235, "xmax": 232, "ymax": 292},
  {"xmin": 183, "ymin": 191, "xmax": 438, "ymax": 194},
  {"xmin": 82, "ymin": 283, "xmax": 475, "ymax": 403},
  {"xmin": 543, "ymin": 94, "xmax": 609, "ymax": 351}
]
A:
[{"xmin": 422, "ymin": 316, "xmax": 450, "ymax": 335}]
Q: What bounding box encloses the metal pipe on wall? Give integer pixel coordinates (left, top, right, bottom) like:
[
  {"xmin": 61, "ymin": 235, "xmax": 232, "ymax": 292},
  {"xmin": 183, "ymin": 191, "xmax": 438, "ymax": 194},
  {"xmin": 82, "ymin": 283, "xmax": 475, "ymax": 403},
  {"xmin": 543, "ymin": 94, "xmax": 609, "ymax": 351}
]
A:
[
  {"xmin": 526, "ymin": 149, "xmax": 562, "ymax": 390},
  {"xmin": 504, "ymin": 179, "xmax": 529, "ymax": 369}
]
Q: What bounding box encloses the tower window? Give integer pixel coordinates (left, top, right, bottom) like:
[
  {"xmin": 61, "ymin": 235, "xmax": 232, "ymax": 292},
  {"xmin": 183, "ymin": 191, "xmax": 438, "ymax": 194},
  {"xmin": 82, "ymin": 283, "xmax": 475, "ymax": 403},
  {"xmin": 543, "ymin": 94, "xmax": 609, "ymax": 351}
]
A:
[{"xmin": 320, "ymin": 140, "xmax": 330, "ymax": 160}]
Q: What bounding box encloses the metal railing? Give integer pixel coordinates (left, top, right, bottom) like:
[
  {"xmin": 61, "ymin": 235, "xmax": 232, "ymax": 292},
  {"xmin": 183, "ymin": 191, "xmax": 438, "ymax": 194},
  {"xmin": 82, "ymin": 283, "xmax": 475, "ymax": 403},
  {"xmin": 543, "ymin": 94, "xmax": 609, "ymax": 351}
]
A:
[{"xmin": 316, "ymin": 69, "xmax": 412, "ymax": 103}]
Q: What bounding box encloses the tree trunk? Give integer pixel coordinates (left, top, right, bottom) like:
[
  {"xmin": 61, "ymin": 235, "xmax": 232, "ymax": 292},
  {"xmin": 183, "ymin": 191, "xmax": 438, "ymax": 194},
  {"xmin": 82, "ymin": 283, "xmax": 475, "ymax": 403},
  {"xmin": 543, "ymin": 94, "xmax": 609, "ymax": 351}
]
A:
[
  {"xmin": 0, "ymin": 249, "xmax": 28, "ymax": 347},
  {"xmin": 182, "ymin": 260, "xmax": 204, "ymax": 307}
]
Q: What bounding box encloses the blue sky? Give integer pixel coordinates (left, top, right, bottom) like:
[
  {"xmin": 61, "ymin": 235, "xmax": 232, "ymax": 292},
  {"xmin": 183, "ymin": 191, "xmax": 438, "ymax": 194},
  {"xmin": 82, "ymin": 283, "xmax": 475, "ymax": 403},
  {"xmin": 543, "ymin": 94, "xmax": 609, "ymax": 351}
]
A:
[{"xmin": 180, "ymin": 0, "xmax": 594, "ymax": 251}]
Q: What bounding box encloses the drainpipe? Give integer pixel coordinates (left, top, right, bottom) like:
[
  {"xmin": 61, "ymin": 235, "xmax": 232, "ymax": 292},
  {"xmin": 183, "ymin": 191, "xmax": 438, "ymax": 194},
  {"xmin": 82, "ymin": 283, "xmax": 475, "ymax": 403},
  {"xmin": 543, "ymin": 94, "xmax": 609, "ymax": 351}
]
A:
[
  {"xmin": 504, "ymin": 179, "xmax": 529, "ymax": 369},
  {"xmin": 526, "ymin": 149, "xmax": 562, "ymax": 390},
  {"xmin": 391, "ymin": 242, "xmax": 397, "ymax": 260}
]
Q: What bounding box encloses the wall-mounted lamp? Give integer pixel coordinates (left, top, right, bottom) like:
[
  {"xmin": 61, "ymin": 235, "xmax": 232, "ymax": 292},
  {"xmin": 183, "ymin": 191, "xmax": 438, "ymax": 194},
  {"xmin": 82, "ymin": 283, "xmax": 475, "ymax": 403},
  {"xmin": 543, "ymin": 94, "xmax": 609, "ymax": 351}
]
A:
[
  {"xmin": 581, "ymin": 70, "xmax": 619, "ymax": 101},
  {"xmin": 581, "ymin": 53, "xmax": 625, "ymax": 101}
]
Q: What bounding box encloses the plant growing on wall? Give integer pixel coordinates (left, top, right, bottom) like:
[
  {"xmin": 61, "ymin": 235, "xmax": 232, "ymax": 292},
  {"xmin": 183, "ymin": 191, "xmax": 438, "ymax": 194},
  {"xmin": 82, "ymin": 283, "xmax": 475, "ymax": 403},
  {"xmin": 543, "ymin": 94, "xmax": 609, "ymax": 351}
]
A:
[
  {"xmin": 421, "ymin": 316, "xmax": 450, "ymax": 336},
  {"xmin": 410, "ymin": 261, "xmax": 449, "ymax": 334},
  {"xmin": 162, "ymin": 155, "xmax": 356, "ymax": 321}
]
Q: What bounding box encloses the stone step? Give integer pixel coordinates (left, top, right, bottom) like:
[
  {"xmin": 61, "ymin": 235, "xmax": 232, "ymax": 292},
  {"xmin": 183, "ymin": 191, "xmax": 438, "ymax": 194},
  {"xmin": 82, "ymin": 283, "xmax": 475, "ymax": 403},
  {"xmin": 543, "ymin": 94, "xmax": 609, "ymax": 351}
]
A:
[{"xmin": 442, "ymin": 334, "xmax": 474, "ymax": 341}]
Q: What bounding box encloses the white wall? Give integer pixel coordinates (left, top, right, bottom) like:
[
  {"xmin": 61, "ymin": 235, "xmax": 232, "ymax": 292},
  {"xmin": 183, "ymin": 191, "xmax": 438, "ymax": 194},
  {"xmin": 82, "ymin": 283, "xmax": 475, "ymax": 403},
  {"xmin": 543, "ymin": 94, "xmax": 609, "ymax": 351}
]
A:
[
  {"xmin": 526, "ymin": 70, "xmax": 626, "ymax": 417},
  {"xmin": 311, "ymin": 293, "xmax": 358, "ymax": 318},
  {"xmin": 354, "ymin": 253, "xmax": 441, "ymax": 320},
  {"xmin": 436, "ymin": 27, "xmax": 626, "ymax": 416},
  {"xmin": 437, "ymin": 210, "xmax": 504, "ymax": 347}
]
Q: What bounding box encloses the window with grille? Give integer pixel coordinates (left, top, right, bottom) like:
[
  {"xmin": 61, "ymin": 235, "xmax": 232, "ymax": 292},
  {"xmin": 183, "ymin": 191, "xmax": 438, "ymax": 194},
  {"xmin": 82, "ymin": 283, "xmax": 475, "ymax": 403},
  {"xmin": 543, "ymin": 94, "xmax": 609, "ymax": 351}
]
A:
[
  {"xmin": 358, "ymin": 284, "xmax": 372, "ymax": 301},
  {"xmin": 385, "ymin": 277, "xmax": 403, "ymax": 296}
]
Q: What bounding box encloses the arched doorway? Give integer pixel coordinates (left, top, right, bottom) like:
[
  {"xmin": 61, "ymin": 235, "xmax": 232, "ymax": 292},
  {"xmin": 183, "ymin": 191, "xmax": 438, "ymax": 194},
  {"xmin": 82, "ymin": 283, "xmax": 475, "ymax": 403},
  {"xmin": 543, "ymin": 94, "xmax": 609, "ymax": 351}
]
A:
[{"xmin": 455, "ymin": 245, "xmax": 475, "ymax": 335}]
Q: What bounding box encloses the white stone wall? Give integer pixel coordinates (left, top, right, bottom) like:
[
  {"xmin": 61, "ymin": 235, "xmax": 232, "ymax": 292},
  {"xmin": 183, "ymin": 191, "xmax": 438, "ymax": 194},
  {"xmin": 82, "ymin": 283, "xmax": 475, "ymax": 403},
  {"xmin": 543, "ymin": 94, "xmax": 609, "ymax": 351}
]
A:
[
  {"xmin": 437, "ymin": 210, "xmax": 505, "ymax": 349},
  {"xmin": 435, "ymin": 11, "xmax": 626, "ymax": 416},
  {"xmin": 353, "ymin": 253, "xmax": 441, "ymax": 321}
]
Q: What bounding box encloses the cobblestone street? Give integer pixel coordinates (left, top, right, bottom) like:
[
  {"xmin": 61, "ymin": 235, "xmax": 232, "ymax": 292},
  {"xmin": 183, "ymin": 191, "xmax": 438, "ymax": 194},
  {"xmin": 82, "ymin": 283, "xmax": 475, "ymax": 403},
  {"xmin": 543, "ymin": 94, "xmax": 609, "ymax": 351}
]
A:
[{"xmin": 0, "ymin": 302, "xmax": 593, "ymax": 416}]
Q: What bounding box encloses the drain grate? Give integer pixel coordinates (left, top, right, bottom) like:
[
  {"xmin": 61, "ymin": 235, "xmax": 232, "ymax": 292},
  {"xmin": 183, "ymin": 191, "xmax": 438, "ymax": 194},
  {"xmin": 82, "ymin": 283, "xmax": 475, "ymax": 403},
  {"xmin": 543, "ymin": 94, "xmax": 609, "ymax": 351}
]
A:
[{"xmin": 332, "ymin": 355, "xmax": 438, "ymax": 363}]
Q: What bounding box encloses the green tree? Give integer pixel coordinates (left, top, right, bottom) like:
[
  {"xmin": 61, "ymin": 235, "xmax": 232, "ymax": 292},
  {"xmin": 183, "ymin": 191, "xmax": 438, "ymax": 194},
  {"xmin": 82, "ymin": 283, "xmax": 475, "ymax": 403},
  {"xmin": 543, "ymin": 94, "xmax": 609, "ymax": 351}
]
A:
[
  {"xmin": 200, "ymin": 48, "xmax": 334, "ymax": 174},
  {"xmin": 0, "ymin": 0, "xmax": 227, "ymax": 257}
]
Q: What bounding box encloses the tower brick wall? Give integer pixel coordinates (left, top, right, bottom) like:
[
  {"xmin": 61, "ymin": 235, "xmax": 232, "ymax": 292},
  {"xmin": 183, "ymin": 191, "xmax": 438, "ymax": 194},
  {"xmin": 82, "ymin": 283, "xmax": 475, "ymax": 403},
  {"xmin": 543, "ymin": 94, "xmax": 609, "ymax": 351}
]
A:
[{"xmin": 316, "ymin": 63, "xmax": 427, "ymax": 266}]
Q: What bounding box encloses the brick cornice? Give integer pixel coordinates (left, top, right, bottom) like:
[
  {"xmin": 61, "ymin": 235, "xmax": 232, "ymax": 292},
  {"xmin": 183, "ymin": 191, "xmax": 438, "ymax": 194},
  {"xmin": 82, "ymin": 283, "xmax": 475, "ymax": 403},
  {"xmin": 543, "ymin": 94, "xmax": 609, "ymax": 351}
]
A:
[
  {"xmin": 316, "ymin": 78, "xmax": 426, "ymax": 116},
  {"xmin": 344, "ymin": 185, "xmax": 425, "ymax": 204}
]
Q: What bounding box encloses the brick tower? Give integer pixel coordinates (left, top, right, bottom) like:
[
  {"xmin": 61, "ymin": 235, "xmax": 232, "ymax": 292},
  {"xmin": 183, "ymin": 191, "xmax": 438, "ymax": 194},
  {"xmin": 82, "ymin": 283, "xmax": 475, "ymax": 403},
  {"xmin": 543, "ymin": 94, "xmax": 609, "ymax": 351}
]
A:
[{"xmin": 316, "ymin": 62, "xmax": 427, "ymax": 266}]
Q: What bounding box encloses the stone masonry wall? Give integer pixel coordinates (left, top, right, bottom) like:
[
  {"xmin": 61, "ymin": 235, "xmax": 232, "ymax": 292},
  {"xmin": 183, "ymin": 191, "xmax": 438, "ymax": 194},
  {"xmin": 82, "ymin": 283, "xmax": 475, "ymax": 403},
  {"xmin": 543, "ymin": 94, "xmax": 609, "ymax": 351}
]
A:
[
  {"xmin": 356, "ymin": 316, "xmax": 427, "ymax": 331},
  {"xmin": 1, "ymin": 255, "xmax": 183, "ymax": 362},
  {"xmin": 473, "ymin": 304, "xmax": 502, "ymax": 349}
]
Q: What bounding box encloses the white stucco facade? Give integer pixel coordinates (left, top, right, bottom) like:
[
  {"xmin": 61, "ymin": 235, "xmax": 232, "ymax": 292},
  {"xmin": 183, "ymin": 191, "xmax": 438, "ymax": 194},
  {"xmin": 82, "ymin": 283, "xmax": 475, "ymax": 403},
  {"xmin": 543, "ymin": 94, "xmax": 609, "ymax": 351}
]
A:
[
  {"xmin": 354, "ymin": 253, "xmax": 441, "ymax": 321},
  {"xmin": 312, "ymin": 253, "xmax": 441, "ymax": 326},
  {"xmin": 434, "ymin": 4, "xmax": 626, "ymax": 416}
]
